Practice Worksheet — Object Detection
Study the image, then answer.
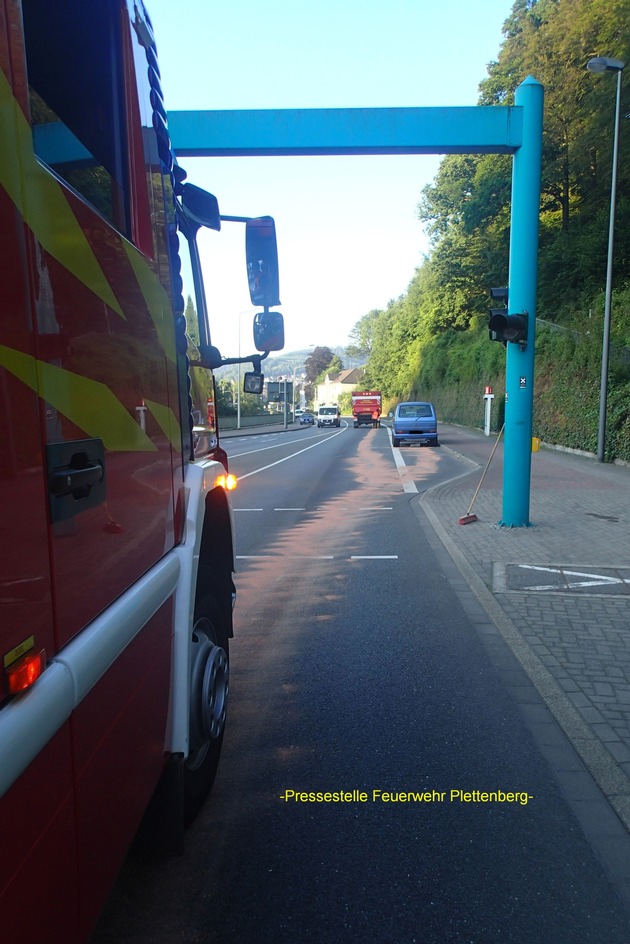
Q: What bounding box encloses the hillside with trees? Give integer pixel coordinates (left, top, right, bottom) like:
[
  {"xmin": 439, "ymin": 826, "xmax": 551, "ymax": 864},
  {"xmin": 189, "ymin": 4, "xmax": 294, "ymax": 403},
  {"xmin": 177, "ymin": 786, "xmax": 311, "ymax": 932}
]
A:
[{"xmin": 352, "ymin": 0, "xmax": 630, "ymax": 461}]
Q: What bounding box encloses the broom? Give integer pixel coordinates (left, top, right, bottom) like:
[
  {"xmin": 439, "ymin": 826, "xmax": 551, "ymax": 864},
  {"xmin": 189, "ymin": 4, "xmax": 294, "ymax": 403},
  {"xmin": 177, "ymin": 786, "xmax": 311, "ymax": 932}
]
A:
[{"xmin": 458, "ymin": 424, "xmax": 505, "ymax": 525}]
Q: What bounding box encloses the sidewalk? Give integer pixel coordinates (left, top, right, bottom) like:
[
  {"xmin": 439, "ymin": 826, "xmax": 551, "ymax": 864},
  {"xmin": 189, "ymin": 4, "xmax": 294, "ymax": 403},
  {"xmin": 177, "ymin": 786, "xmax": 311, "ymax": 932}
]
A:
[
  {"xmin": 220, "ymin": 420, "xmax": 304, "ymax": 438},
  {"xmin": 420, "ymin": 424, "xmax": 630, "ymax": 835}
]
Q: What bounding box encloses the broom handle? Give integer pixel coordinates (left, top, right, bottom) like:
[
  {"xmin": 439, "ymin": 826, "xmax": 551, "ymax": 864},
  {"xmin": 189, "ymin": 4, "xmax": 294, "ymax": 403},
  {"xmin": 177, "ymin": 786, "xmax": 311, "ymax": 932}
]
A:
[{"xmin": 465, "ymin": 423, "xmax": 505, "ymax": 515}]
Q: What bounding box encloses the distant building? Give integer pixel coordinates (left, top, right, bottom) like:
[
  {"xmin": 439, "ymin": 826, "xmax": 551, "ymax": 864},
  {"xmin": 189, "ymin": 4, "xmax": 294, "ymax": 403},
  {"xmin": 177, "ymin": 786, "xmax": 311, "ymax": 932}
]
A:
[{"xmin": 316, "ymin": 367, "xmax": 364, "ymax": 405}]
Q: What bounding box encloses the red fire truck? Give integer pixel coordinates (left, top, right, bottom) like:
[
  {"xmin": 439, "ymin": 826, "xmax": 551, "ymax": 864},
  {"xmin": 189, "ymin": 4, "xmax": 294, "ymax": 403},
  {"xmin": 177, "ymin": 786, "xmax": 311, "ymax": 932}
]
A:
[
  {"xmin": 352, "ymin": 390, "xmax": 382, "ymax": 427},
  {"xmin": 0, "ymin": 2, "xmax": 283, "ymax": 940}
]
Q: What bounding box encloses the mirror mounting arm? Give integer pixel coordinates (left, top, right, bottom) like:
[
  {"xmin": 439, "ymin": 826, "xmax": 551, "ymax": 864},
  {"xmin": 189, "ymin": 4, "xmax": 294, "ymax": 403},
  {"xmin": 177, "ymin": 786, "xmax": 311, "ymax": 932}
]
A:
[
  {"xmin": 215, "ymin": 351, "xmax": 270, "ymax": 368},
  {"xmin": 195, "ymin": 344, "xmax": 270, "ymax": 371}
]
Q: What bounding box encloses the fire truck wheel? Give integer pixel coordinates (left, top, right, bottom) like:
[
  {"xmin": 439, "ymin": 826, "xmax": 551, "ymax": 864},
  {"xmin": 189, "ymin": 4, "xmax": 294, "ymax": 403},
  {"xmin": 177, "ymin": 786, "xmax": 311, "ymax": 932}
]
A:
[{"xmin": 185, "ymin": 596, "xmax": 230, "ymax": 822}]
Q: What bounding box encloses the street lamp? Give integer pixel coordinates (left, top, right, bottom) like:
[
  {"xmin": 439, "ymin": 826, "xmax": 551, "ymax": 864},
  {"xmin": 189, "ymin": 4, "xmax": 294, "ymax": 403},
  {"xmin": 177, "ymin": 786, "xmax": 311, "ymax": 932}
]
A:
[{"xmin": 586, "ymin": 56, "xmax": 625, "ymax": 462}]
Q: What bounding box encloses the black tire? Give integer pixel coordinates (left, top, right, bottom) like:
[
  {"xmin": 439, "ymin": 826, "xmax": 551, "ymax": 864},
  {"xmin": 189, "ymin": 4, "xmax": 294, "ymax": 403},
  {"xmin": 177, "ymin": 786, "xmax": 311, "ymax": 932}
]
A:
[
  {"xmin": 184, "ymin": 596, "xmax": 230, "ymax": 823},
  {"xmin": 392, "ymin": 436, "xmax": 400, "ymax": 447}
]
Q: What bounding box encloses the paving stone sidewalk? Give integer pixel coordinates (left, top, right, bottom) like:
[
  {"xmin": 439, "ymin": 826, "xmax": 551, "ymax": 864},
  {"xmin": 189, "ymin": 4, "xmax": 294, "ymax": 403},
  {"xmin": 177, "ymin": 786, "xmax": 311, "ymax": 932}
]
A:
[{"xmin": 421, "ymin": 427, "xmax": 630, "ymax": 829}]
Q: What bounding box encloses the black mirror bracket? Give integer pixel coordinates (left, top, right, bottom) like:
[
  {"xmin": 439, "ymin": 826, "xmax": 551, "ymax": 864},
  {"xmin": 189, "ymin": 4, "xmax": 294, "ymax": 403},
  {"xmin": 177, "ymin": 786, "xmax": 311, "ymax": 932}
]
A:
[{"xmin": 197, "ymin": 343, "xmax": 269, "ymax": 373}]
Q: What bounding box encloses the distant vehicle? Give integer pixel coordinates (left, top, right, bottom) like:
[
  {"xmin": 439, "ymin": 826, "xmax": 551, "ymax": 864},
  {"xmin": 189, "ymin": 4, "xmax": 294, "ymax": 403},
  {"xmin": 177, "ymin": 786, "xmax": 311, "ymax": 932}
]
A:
[
  {"xmin": 300, "ymin": 412, "xmax": 315, "ymax": 425},
  {"xmin": 352, "ymin": 390, "xmax": 381, "ymax": 427},
  {"xmin": 317, "ymin": 405, "xmax": 341, "ymax": 427},
  {"xmin": 294, "ymin": 409, "xmax": 304, "ymax": 417},
  {"xmin": 391, "ymin": 401, "xmax": 439, "ymax": 447}
]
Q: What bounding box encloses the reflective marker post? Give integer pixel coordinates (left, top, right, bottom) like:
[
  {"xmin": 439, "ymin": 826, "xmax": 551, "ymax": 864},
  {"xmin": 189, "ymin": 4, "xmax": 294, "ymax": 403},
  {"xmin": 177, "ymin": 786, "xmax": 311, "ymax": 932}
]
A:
[
  {"xmin": 501, "ymin": 77, "xmax": 544, "ymax": 527},
  {"xmin": 483, "ymin": 387, "xmax": 494, "ymax": 436}
]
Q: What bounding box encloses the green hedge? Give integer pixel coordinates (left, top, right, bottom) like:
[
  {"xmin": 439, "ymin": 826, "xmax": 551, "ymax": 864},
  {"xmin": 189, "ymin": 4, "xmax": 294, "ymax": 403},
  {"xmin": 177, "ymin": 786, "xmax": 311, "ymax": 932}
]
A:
[{"xmin": 414, "ymin": 321, "xmax": 630, "ymax": 461}]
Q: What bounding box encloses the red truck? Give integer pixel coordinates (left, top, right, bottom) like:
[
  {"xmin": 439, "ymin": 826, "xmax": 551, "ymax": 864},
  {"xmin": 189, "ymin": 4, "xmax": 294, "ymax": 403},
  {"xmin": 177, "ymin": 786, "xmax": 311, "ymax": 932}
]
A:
[
  {"xmin": 0, "ymin": 2, "xmax": 283, "ymax": 941},
  {"xmin": 352, "ymin": 390, "xmax": 382, "ymax": 427}
]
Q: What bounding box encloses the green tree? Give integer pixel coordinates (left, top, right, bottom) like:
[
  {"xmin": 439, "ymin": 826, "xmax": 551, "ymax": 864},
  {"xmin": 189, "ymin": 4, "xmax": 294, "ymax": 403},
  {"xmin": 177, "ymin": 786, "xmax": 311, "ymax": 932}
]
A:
[
  {"xmin": 304, "ymin": 346, "xmax": 335, "ymax": 382},
  {"xmin": 345, "ymin": 309, "xmax": 381, "ymax": 360},
  {"xmin": 315, "ymin": 353, "xmax": 344, "ymax": 384},
  {"xmin": 184, "ymin": 295, "xmax": 200, "ymax": 347}
]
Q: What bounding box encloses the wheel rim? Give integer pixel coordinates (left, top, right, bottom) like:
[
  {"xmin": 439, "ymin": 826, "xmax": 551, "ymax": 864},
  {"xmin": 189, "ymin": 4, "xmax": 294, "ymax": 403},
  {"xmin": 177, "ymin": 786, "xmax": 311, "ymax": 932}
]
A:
[
  {"xmin": 188, "ymin": 617, "xmax": 229, "ymax": 770},
  {"xmin": 201, "ymin": 644, "xmax": 229, "ymax": 739}
]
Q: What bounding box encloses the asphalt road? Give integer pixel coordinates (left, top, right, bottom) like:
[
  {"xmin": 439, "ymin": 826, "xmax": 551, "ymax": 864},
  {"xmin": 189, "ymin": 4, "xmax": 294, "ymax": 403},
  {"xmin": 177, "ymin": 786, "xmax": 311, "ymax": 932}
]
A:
[{"xmin": 92, "ymin": 423, "xmax": 630, "ymax": 943}]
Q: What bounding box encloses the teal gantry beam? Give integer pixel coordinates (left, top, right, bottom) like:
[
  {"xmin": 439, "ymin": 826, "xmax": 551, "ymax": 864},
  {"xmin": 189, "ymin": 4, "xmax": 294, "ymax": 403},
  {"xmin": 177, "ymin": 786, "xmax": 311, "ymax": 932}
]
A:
[{"xmin": 169, "ymin": 106, "xmax": 523, "ymax": 157}]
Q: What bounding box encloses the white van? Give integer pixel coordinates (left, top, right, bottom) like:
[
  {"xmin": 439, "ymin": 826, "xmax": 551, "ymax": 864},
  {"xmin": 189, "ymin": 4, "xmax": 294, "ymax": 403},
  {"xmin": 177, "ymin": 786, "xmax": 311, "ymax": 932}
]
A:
[{"xmin": 317, "ymin": 405, "xmax": 341, "ymax": 428}]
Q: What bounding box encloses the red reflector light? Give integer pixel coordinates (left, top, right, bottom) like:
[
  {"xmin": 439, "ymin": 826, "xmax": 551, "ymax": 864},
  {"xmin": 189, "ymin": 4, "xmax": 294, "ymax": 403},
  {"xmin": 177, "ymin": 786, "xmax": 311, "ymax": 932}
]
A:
[{"xmin": 7, "ymin": 649, "xmax": 46, "ymax": 694}]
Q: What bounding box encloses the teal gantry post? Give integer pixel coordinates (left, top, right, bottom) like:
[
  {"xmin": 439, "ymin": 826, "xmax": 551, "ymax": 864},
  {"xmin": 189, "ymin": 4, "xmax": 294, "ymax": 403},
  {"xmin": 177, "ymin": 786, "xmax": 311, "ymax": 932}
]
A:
[{"xmin": 501, "ymin": 76, "xmax": 544, "ymax": 527}]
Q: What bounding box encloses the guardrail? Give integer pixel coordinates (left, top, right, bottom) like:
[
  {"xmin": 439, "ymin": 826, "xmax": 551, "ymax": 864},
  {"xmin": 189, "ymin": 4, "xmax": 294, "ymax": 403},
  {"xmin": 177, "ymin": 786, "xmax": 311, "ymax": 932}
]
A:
[{"xmin": 219, "ymin": 414, "xmax": 290, "ymax": 431}]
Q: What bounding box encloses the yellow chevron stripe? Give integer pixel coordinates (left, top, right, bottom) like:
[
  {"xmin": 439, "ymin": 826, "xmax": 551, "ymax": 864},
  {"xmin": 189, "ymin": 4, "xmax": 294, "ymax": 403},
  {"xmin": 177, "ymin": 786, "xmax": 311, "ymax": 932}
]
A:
[
  {"xmin": 0, "ymin": 345, "xmax": 156, "ymax": 452},
  {"xmin": 1, "ymin": 63, "xmax": 179, "ymax": 364},
  {"xmin": 122, "ymin": 240, "xmax": 176, "ymax": 363},
  {"xmin": 144, "ymin": 397, "xmax": 182, "ymax": 448},
  {"xmin": 0, "ymin": 68, "xmax": 126, "ymax": 321}
]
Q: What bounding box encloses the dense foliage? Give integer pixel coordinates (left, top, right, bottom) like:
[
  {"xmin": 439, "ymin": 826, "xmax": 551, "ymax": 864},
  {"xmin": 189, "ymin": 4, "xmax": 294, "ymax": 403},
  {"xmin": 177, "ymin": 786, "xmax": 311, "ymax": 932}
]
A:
[{"xmin": 353, "ymin": 0, "xmax": 630, "ymax": 461}]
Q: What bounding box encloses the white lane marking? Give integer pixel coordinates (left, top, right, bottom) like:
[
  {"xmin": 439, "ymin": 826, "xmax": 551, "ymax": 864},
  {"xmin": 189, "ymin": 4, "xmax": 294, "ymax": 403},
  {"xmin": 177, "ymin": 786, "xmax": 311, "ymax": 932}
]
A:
[
  {"xmin": 235, "ymin": 555, "xmax": 397, "ymax": 560},
  {"xmin": 225, "ymin": 423, "xmax": 348, "ymax": 459},
  {"xmin": 387, "ymin": 428, "xmax": 418, "ymax": 493},
  {"xmin": 518, "ymin": 564, "xmax": 630, "ymax": 591},
  {"xmin": 224, "ymin": 434, "xmax": 311, "ymax": 458},
  {"xmin": 234, "ymin": 426, "xmax": 347, "ymax": 480},
  {"xmin": 232, "ymin": 505, "xmax": 394, "ymax": 513},
  {"xmin": 350, "ymin": 555, "xmax": 398, "ymax": 560},
  {"xmin": 236, "ymin": 555, "xmax": 335, "ymax": 560}
]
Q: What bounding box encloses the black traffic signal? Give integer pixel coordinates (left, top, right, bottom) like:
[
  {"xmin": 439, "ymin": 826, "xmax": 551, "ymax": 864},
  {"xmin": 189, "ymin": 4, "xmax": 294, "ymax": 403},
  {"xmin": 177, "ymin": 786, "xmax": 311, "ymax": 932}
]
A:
[{"xmin": 488, "ymin": 287, "xmax": 528, "ymax": 347}]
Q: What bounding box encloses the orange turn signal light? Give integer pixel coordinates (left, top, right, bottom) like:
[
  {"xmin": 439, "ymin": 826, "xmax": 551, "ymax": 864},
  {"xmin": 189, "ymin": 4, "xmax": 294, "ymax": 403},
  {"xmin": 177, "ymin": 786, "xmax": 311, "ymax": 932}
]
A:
[
  {"xmin": 215, "ymin": 473, "xmax": 237, "ymax": 491},
  {"xmin": 7, "ymin": 649, "xmax": 46, "ymax": 694}
]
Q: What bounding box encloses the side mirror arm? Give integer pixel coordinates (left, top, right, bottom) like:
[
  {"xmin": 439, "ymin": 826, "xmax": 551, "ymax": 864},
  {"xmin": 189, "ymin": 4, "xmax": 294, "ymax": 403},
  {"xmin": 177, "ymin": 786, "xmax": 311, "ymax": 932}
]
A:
[{"xmin": 192, "ymin": 345, "xmax": 269, "ymax": 372}]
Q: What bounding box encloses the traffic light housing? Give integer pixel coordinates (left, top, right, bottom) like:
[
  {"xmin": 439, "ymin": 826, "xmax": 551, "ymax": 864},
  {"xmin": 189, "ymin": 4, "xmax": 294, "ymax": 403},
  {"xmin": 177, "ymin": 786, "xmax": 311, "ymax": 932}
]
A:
[{"xmin": 488, "ymin": 287, "xmax": 528, "ymax": 347}]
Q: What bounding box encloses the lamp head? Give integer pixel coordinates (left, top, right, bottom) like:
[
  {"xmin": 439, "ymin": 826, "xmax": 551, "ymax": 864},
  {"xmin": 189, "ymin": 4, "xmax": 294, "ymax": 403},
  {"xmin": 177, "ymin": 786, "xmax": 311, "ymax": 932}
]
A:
[{"xmin": 587, "ymin": 56, "xmax": 625, "ymax": 74}]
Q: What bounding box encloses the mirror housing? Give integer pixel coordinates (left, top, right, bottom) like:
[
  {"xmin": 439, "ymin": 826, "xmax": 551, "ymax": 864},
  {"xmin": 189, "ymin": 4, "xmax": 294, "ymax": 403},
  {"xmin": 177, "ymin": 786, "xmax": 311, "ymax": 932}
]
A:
[
  {"xmin": 243, "ymin": 371, "xmax": 264, "ymax": 395},
  {"xmin": 246, "ymin": 216, "xmax": 280, "ymax": 307},
  {"xmin": 181, "ymin": 184, "xmax": 221, "ymax": 232},
  {"xmin": 253, "ymin": 310, "xmax": 284, "ymax": 352}
]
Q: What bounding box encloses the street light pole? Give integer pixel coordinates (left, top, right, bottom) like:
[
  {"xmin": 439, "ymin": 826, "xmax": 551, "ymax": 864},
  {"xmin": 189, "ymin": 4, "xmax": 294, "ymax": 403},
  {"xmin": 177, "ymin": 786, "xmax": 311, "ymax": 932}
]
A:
[
  {"xmin": 237, "ymin": 331, "xmax": 241, "ymax": 430},
  {"xmin": 587, "ymin": 56, "xmax": 625, "ymax": 462}
]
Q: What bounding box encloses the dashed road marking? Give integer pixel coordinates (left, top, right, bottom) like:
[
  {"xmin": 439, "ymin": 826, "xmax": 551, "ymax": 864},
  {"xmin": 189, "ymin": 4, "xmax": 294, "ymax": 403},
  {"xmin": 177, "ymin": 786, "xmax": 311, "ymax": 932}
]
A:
[
  {"xmin": 350, "ymin": 555, "xmax": 398, "ymax": 560},
  {"xmin": 232, "ymin": 506, "xmax": 394, "ymax": 513},
  {"xmin": 236, "ymin": 554, "xmax": 397, "ymax": 561}
]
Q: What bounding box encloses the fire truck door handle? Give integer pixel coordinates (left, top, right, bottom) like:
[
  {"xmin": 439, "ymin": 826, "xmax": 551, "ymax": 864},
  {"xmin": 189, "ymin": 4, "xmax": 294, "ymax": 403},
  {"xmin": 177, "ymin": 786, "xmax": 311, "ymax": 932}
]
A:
[
  {"xmin": 49, "ymin": 462, "xmax": 104, "ymax": 498},
  {"xmin": 47, "ymin": 439, "xmax": 106, "ymax": 523}
]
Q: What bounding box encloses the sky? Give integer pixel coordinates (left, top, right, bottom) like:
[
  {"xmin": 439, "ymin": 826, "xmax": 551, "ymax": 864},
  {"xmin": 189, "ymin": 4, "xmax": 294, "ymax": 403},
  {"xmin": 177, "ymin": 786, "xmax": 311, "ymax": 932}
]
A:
[{"xmin": 146, "ymin": 0, "xmax": 516, "ymax": 364}]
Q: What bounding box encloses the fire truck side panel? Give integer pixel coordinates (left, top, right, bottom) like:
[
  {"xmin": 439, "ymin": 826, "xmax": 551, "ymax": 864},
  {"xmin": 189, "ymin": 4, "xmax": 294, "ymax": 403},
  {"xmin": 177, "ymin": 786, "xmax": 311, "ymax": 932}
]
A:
[
  {"xmin": 0, "ymin": 1, "xmax": 239, "ymax": 939},
  {"xmin": 0, "ymin": 2, "xmax": 190, "ymax": 939},
  {"xmin": 72, "ymin": 602, "xmax": 173, "ymax": 939},
  {"xmin": 16, "ymin": 0, "xmax": 182, "ymax": 649},
  {"xmin": 0, "ymin": 0, "xmax": 57, "ymax": 698},
  {"xmin": 0, "ymin": 726, "xmax": 80, "ymax": 944}
]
